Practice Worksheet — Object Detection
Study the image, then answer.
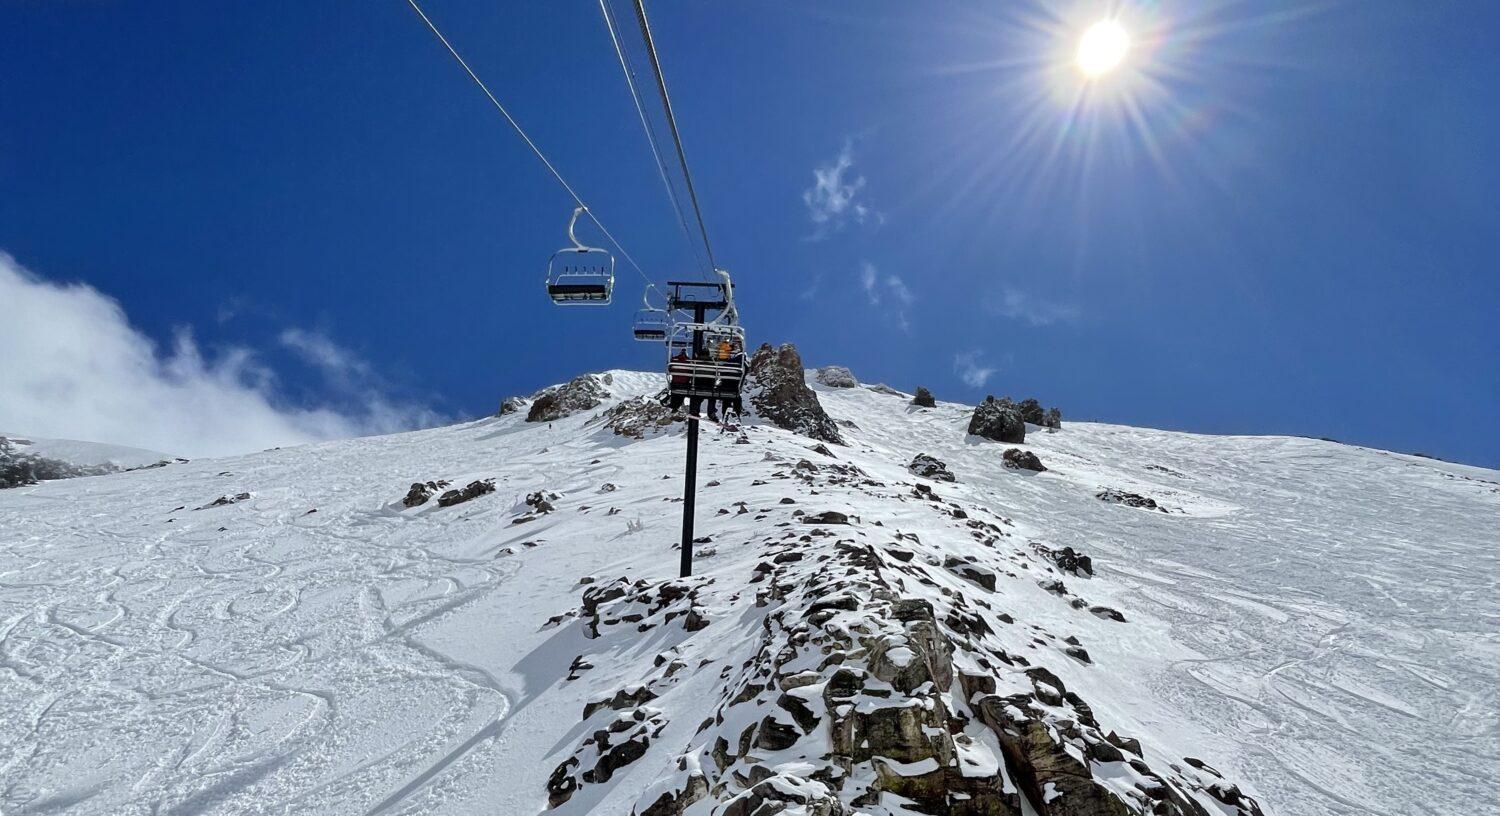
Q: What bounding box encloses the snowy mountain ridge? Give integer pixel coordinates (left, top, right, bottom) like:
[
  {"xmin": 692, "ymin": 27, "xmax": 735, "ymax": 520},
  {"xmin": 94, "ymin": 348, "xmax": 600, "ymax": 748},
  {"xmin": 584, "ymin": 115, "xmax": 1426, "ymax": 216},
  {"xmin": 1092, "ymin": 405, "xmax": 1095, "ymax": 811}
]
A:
[{"xmin": 1, "ymin": 365, "xmax": 1494, "ymax": 816}]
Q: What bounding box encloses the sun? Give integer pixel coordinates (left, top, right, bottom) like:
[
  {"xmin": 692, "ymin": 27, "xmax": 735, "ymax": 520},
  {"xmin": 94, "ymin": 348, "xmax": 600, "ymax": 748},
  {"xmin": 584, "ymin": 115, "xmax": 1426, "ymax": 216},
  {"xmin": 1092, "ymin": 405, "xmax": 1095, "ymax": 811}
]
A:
[{"xmin": 1076, "ymin": 19, "xmax": 1130, "ymax": 78}]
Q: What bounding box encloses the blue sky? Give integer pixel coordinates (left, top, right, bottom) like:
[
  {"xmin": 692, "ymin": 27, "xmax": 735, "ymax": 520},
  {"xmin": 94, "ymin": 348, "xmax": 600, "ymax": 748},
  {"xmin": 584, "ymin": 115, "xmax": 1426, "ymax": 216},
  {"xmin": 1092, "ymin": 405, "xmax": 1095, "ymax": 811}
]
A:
[{"xmin": 2, "ymin": 1, "xmax": 1496, "ymax": 466}]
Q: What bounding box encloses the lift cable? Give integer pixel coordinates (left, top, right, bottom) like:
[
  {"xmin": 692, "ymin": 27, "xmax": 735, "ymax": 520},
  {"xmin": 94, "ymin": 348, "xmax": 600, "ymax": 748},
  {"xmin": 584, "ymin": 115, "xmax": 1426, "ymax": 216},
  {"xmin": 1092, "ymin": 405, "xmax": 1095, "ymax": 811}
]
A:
[
  {"xmin": 403, "ymin": 0, "xmax": 664, "ymax": 299},
  {"xmin": 627, "ymin": 0, "xmax": 720, "ymax": 280},
  {"xmin": 598, "ymin": 0, "xmax": 711, "ymax": 281}
]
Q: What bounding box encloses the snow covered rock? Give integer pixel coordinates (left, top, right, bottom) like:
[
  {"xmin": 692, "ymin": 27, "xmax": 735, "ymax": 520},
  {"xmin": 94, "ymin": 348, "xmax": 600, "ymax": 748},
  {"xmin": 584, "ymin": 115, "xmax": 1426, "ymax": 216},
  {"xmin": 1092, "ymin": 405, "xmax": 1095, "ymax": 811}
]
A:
[
  {"xmin": 814, "ymin": 365, "xmax": 859, "ymax": 388},
  {"xmin": 744, "ymin": 343, "xmax": 843, "ymax": 444},
  {"xmin": 595, "ymin": 395, "xmax": 680, "ymax": 439},
  {"xmin": 401, "ymin": 479, "xmax": 450, "ymax": 507},
  {"xmin": 1097, "ymin": 488, "xmax": 1164, "ymax": 511},
  {"xmin": 497, "ymin": 396, "xmax": 528, "ymax": 416},
  {"xmin": 969, "ymin": 396, "xmax": 1027, "ymax": 444},
  {"xmin": 0, "ymin": 435, "xmax": 125, "ymax": 488},
  {"xmin": 912, "ymin": 386, "xmax": 936, "ymax": 408},
  {"xmin": 436, "ymin": 479, "xmax": 494, "ymax": 507},
  {"xmin": 909, "ymin": 453, "xmax": 956, "ymax": 482},
  {"xmin": 1003, "ymin": 448, "xmax": 1046, "ymax": 472},
  {"xmin": 527, "ymin": 374, "xmax": 608, "ymax": 422}
]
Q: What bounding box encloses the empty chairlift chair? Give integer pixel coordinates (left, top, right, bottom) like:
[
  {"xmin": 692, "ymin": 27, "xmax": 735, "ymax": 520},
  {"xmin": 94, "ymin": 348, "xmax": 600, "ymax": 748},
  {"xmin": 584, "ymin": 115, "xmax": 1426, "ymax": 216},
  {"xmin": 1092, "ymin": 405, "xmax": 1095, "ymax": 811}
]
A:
[
  {"xmin": 632, "ymin": 292, "xmax": 670, "ymax": 341},
  {"xmin": 546, "ymin": 206, "xmax": 614, "ymax": 305}
]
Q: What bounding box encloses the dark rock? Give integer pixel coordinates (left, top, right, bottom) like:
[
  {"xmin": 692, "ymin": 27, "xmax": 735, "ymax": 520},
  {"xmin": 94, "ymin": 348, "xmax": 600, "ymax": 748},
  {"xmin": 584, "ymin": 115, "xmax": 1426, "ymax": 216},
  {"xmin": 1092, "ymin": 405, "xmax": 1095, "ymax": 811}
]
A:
[
  {"xmin": 584, "ymin": 685, "xmax": 658, "ymax": 719},
  {"xmin": 0, "ymin": 437, "xmax": 120, "ymax": 489},
  {"xmin": 436, "ymin": 479, "xmax": 495, "ymax": 507},
  {"xmin": 1017, "ymin": 398, "xmax": 1046, "ymax": 425},
  {"xmin": 402, "ymin": 480, "xmax": 450, "ymax": 508},
  {"xmin": 597, "ymin": 395, "xmax": 678, "ymax": 438},
  {"xmin": 969, "ymin": 396, "xmax": 1026, "ymax": 444},
  {"xmin": 744, "ymin": 343, "xmax": 843, "ymax": 444},
  {"xmin": 1033, "ymin": 543, "xmax": 1092, "ymax": 576},
  {"xmin": 908, "ymin": 453, "xmax": 956, "ymax": 482},
  {"xmin": 912, "ymin": 386, "xmax": 936, "ymax": 408},
  {"xmin": 1043, "ymin": 407, "xmax": 1063, "ymax": 429},
  {"xmin": 1002, "ymin": 448, "xmax": 1045, "ymax": 472},
  {"xmin": 814, "ymin": 365, "xmax": 858, "ymax": 388},
  {"xmin": 1090, "ymin": 605, "xmax": 1127, "ymax": 622},
  {"xmin": 196, "ymin": 492, "xmax": 251, "ymax": 510},
  {"xmin": 802, "ymin": 511, "xmax": 849, "ymax": 525},
  {"xmin": 527, "ymin": 374, "xmax": 607, "ymax": 422},
  {"xmin": 1097, "ymin": 488, "xmax": 1163, "ymax": 511},
  {"xmin": 496, "ymin": 396, "xmax": 527, "ymax": 416}
]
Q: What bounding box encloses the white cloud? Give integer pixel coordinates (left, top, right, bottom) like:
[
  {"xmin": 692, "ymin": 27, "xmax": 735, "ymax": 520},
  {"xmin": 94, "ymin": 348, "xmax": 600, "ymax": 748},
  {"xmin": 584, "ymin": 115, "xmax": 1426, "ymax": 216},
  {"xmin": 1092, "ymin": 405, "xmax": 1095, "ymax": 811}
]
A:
[
  {"xmin": 985, "ymin": 287, "xmax": 1081, "ymax": 326},
  {"xmin": 858, "ymin": 262, "xmax": 913, "ymax": 332},
  {"xmin": 803, "ymin": 141, "xmax": 879, "ymax": 239},
  {"xmin": 0, "ymin": 252, "xmax": 441, "ymax": 458},
  {"xmin": 860, "ymin": 262, "xmax": 881, "ymax": 305},
  {"xmin": 953, "ymin": 350, "xmax": 997, "ymax": 388}
]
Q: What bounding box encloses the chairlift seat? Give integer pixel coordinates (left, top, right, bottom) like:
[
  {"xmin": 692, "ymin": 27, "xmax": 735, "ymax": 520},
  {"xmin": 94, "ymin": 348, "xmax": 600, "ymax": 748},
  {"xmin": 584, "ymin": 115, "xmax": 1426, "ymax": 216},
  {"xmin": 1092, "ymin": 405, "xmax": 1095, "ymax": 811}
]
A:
[{"xmin": 546, "ymin": 242, "xmax": 614, "ymax": 306}]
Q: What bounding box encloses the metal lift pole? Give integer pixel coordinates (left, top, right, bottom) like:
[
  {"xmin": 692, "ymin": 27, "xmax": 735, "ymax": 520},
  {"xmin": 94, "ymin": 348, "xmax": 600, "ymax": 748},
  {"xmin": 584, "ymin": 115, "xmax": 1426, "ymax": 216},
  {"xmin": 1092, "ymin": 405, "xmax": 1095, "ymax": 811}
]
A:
[{"xmin": 679, "ymin": 304, "xmax": 706, "ymax": 578}]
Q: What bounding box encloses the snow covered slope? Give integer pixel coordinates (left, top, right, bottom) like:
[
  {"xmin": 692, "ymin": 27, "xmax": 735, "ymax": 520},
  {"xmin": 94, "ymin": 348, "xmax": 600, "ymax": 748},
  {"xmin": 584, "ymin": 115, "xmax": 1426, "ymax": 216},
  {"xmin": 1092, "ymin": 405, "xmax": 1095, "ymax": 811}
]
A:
[
  {"xmin": 0, "ymin": 433, "xmax": 173, "ymax": 470},
  {"xmin": 0, "ymin": 370, "xmax": 1494, "ymax": 816}
]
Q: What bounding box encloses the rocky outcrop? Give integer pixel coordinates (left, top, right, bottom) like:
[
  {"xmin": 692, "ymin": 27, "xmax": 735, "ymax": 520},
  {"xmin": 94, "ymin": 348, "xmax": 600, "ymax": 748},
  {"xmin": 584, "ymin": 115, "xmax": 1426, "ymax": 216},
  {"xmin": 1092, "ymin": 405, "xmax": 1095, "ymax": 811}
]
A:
[
  {"xmin": 744, "ymin": 344, "xmax": 843, "ymax": 444},
  {"xmin": 497, "ymin": 396, "xmax": 528, "ymax": 416},
  {"xmin": 596, "ymin": 395, "xmax": 679, "ymax": 439},
  {"xmin": 547, "ymin": 534, "xmax": 1259, "ymax": 816},
  {"xmin": 909, "ymin": 453, "xmax": 956, "ymax": 482},
  {"xmin": 527, "ymin": 374, "xmax": 608, "ymax": 423},
  {"xmin": 912, "ymin": 386, "xmax": 936, "ymax": 408},
  {"xmin": 0, "ymin": 437, "xmax": 118, "ymax": 489},
  {"xmin": 1016, "ymin": 399, "xmax": 1064, "ymax": 430},
  {"xmin": 814, "ymin": 365, "xmax": 859, "ymax": 388},
  {"xmin": 1097, "ymin": 489, "xmax": 1165, "ymax": 512},
  {"xmin": 436, "ymin": 479, "xmax": 495, "ymax": 507},
  {"xmin": 970, "ymin": 397, "xmax": 1026, "ymax": 444},
  {"xmin": 1003, "ymin": 448, "xmax": 1046, "ymax": 472},
  {"xmin": 402, "ymin": 480, "xmax": 451, "ymax": 508}
]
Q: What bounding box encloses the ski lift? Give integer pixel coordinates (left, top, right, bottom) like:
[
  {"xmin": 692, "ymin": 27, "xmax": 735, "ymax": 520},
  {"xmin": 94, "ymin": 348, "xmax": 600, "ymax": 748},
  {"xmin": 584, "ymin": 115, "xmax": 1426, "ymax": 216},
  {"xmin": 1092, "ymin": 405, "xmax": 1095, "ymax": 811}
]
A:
[
  {"xmin": 666, "ymin": 321, "xmax": 747, "ymax": 402},
  {"xmin": 546, "ymin": 206, "xmax": 614, "ymax": 305},
  {"xmin": 632, "ymin": 290, "xmax": 670, "ymax": 341}
]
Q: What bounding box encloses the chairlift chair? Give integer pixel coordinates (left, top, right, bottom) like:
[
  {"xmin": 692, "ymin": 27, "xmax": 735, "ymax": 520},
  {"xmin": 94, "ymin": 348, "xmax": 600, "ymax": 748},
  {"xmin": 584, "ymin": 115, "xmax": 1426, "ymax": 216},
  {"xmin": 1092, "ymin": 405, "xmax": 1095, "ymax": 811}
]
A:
[
  {"xmin": 632, "ymin": 291, "xmax": 670, "ymax": 341},
  {"xmin": 546, "ymin": 206, "xmax": 614, "ymax": 305},
  {"xmin": 666, "ymin": 322, "xmax": 747, "ymax": 402}
]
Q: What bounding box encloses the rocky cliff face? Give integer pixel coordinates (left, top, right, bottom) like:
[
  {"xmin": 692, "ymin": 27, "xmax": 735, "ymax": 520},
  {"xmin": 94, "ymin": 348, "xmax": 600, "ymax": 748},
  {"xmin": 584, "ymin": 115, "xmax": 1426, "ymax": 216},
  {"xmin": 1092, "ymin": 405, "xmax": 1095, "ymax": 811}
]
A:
[
  {"xmin": 744, "ymin": 344, "xmax": 843, "ymax": 445},
  {"xmin": 544, "ymin": 451, "xmax": 1265, "ymax": 816}
]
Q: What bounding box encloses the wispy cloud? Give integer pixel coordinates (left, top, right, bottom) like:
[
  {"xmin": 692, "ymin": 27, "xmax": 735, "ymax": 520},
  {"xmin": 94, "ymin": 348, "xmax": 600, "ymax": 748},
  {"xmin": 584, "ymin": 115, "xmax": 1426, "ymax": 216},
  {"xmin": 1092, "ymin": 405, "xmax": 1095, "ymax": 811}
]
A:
[
  {"xmin": 803, "ymin": 140, "xmax": 880, "ymax": 239},
  {"xmin": 0, "ymin": 252, "xmax": 442, "ymax": 457},
  {"xmin": 953, "ymin": 350, "xmax": 997, "ymax": 388},
  {"xmin": 984, "ymin": 287, "xmax": 1081, "ymax": 326},
  {"xmin": 859, "ymin": 261, "xmax": 913, "ymax": 332}
]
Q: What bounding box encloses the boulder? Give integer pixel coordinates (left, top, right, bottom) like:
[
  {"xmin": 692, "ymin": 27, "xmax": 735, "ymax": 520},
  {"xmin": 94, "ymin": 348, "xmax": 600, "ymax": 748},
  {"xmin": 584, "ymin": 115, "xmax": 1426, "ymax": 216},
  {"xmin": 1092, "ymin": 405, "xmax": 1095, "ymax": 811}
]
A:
[
  {"xmin": 969, "ymin": 396, "xmax": 1026, "ymax": 444},
  {"xmin": 1002, "ymin": 448, "xmax": 1046, "ymax": 472},
  {"xmin": 1017, "ymin": 398, "xmax": 1046, "ymax": 425},
  {"xmin": 527, "ymin": 374, "xmax": 608, "ymax": 423},
  {"xmin": 1043, "ymin": 407, "xmax": 1063, "ymax": 429},
  {"xmin": 912, "ymin": 386, "xmax": 936, "ymax": 408},
  {"xmin": 908, "ymin": 453, "xmax": 956, "ymax": 482},
  {"xmin": 496, "ymin": 396, "xmax": 527, "ymax": 416},
  {"xmin": 437, "ymin": 479, "xmax": 495, "ymax": 507},
  {"xmin": 814, "ymin": 365, "xmax": 859, "ymax": 388},
  {"xmin": 744, "ymin": 343, "xmax": 843, "ymax": 444},
  {"xmin": 402, "ymin": 480, "xmax": 450, "ymax": 508},
  {"xmin": 1097, "ymin": 488, "xmax": 1163, "ymax": 511}
]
